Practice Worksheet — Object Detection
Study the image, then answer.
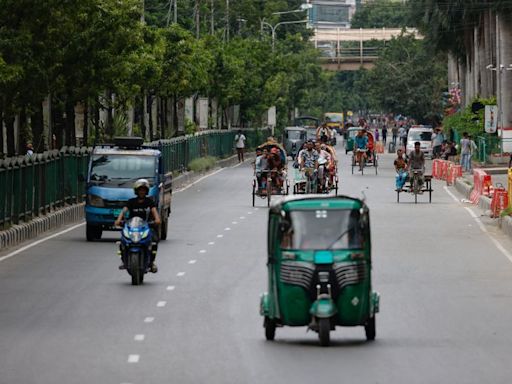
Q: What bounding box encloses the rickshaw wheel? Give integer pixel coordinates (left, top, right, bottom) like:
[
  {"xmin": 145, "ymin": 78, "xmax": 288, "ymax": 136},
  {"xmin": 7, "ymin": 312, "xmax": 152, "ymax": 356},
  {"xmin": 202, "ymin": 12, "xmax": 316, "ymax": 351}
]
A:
[
  {"xmin": 365, "ymin": 316, "xmax": 376, "ymax": 341},
  {"xmin": 264, "ymin": 317, "xmax": 276, "ymax": 341},
  {"xmin": 318, "ymin": 318, "xmax": 330, "ymax": 346}
]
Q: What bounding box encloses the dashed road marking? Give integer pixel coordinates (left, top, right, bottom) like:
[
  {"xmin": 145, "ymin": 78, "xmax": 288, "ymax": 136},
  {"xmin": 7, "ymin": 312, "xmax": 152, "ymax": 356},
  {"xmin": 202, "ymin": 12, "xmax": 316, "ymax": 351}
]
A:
[
  {"xmin": 157, "ymin": 301, "xmax": 167, "ymax": 308},
  {"xmin": 144, "ymin": 317, "xmax": 154, "ymax": 323},
  {"xmin": 166, "ymin": 285, "xmax": 175, "ymax": 291},
  {"xmin": 232, "ymin": 221, "xmax": 238, "ymax": 224},
  {"xmin": 240, "ymin": 216, "xmax": 245, "ymax": 219},
  {"xmin": 247, "ymin": 212, "xmax": 253, "ymax": 215},
  {"xmin": 134, "ymin": 334, "xmax": 145, "ymax": 341},
  {"xmin": 189, "ymin": 259, "xmax": 197, "ymax": 264},
  {"xmin": 217, "ymin": 234, "xmax": 224, "ymax": 238},
  {"xmin": 208, "ymin": 242, "xmax": 215, "ymax": 245},
  {"xmin": 224, "ymin": 227, "xmax": 231, "ymax": 231},
  {"xmin": 127, "ymin": 355, "xmax": 140, "ymax": 363},
  {"xmin": 177, "ymin": 272, "xmax": 185, "ymax": 277},
  {"xmin": 199, "ymin": 249, "xmax": 207, "ymax": 253}
]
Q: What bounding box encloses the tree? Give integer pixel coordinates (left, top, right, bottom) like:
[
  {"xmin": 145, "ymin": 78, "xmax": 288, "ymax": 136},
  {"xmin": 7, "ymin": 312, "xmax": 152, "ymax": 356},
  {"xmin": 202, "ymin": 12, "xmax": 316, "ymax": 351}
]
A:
[{"xmin": 351, "ymin": 0, "xmax": 414, "ymax": 28}]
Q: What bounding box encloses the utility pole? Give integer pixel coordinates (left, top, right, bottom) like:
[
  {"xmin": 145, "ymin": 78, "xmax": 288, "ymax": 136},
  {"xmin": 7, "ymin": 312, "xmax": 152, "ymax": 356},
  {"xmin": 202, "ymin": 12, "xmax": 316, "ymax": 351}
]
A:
[
  {"xmin": 211, "ymin": 0, "xmax": 215, "ymax": 35},
  {"xmin": 226, "ymin": 0, "xmax": 229, "ymax": 42}
]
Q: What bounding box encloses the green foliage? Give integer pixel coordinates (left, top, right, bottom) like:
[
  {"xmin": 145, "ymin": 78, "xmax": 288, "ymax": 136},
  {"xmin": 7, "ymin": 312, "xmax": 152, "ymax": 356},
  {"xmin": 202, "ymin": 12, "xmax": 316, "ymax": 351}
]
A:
[
  {"xmin": 443, "ymin": 97, "xmax": 497, "ymax": 138},
  {"xmin": 185, "ymin": 119, "xmax": 197, "ymax": 135},
  {"xmin": 188, "ymin": 156, "xmax": 217, "ymax": 173},
  {"xmin": 351, "ymin": 0, "xmax": 414, "ymax": 28},
  {"xmin": 367, "ymin": 34, "xmax": 447, "ymax": 123}
]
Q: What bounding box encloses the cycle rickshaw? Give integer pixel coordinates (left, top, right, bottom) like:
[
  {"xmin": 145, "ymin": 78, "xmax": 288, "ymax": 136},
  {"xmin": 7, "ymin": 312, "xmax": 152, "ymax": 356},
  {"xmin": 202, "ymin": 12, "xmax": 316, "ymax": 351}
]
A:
[
  {"xmin": 351, "ymin": 130, "xmax": 378, "ymax": 175},
  {"xmin": 252, "ymin": 142, "xmax": 290, "ymax": 207}
]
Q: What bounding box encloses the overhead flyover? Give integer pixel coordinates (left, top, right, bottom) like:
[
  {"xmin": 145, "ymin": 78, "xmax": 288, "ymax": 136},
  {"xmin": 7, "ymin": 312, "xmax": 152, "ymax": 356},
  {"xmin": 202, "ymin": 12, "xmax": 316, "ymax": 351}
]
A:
[{"xmin": 312, "ymin": 27, "xmax": 423, "ymax": 71}]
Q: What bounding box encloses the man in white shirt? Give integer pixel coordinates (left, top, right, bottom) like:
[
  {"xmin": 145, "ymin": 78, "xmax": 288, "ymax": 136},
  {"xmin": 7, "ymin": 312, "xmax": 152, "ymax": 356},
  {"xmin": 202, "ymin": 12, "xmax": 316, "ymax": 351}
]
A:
[{"xmin": 234, "ymin": 130, "xmax": 246, "ymax": 162}]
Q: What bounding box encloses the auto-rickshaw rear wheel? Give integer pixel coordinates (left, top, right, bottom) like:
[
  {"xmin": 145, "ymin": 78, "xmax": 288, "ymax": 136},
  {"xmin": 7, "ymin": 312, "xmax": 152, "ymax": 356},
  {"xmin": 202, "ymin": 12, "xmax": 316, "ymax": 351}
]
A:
[
  {"xmin": 365, "ymin": 316, "xmax": 376, "ymax": 341},
  {"xmin": 318, "ymin": 318, "xmax": 330, "ymax": 347},
  {"xmin": 264, "ymin": 317, "xmax": 276, "ymax": 341}
]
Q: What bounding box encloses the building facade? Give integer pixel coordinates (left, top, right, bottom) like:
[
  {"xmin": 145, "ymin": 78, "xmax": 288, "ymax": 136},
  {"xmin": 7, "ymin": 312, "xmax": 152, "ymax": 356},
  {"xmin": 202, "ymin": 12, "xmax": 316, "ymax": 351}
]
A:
[{"xmin": 307, "ymin": 0, "xmax": 357, "ymax": 29}]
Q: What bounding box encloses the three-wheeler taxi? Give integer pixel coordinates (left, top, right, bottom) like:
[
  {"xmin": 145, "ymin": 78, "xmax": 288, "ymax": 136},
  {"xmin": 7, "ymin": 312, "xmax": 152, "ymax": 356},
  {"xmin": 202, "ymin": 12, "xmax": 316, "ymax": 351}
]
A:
[{"xmin": 260, "ymin": 195, "xmax": 380, "ymax": 346}]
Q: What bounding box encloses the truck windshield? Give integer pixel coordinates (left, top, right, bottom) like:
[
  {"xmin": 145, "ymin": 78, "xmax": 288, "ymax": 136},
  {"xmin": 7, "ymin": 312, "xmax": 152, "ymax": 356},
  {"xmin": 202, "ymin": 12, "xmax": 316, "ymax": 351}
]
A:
[
  {"xmin": 90, "ymin": 155, "xmax": 156, "ymax": 186},
  {"xmin": 281, "ymin": 209, "xmax": 363, "ymax": 250}
]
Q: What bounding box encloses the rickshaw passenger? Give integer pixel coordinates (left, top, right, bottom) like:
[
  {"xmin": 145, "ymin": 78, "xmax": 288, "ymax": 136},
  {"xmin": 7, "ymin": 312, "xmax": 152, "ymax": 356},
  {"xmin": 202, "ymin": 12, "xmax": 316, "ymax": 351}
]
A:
[
  {"xmin": 255, "ymin": 148, "xmax": 269, "ymax": 189},
  {"xmin": 268, "ymin": 147, "xmax": 284, "ymax": 189},
  {"xmin": 316, "ymin": 143, "xmax": 332, "ymax": 191},
  {"xmin": 394, "ymin": 148, "xmax": 408, "ymax": 191},
  {"xmin": 354, "ymin": 129, "xmax": 368, "ymax": 164}
]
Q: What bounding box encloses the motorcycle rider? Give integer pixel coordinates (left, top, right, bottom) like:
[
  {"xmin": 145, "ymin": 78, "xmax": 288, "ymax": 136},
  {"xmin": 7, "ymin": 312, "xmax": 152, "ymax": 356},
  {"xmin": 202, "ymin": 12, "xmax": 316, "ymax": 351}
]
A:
[{"xmin": 115, "ymin": 179, "xmax": 161, "ymax": 273}]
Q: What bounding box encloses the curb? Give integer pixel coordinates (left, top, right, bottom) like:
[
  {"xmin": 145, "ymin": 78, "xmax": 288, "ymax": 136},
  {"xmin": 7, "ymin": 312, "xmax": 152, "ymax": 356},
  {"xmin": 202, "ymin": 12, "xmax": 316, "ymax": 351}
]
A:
[
  {"xmin": 0, "ymin": 154, "xmax": 246, "ymax": 252},
  {"xmin": 501, "ymin": 216, "xmax": 512, "ymax": 238},
  {"xmin": 454, "ymin": 178, "xmax": 472, "ymax": 199},
  {"xmin": 0, "ymin": 204, "xmax": 84, "ymax": 250}
]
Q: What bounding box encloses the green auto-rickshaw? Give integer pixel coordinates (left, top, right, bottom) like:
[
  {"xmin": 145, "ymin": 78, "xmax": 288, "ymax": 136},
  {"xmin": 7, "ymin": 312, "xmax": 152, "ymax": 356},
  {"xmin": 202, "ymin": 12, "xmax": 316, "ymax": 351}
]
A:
[
  {"xmin": 344, "ymin": 127, "xmax": 362, "ymax": 154},
  {"xmin": 260, "ymin": 195, "xmax": 380, "ymax": 346}
]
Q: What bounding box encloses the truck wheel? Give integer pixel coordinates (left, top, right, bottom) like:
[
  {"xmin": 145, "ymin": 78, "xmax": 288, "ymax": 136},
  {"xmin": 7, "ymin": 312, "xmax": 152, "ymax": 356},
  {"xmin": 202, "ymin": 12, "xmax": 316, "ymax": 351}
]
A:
[
  {"xmin": 264, "ymin": 317, "xmax": 276, "ymax": 341},
  {"xmin": 318, "ymin": 318, "xmax": 330, "ymax": 347},
  {"xmin": 365, "ymin": 316, "xmax": 376, "ymax": 341},
  {"xmin": 86, "ymin": 225, "xmax": 102, "ymax": 241},
  {"xmin": 160, "ymin": 215, "xmax": 168, "ymax": 240}
]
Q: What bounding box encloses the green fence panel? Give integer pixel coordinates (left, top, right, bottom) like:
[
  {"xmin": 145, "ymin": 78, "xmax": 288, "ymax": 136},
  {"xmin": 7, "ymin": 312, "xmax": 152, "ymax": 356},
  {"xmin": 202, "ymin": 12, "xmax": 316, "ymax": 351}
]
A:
[{"xmin": 0, "ymin": 167, "xmax": 6, "ymax": 227}]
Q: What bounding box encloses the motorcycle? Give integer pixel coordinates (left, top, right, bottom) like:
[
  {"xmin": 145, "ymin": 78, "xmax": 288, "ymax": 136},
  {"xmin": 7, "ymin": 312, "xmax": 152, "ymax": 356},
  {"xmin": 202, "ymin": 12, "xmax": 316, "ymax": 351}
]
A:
[{"xmin": 118, "ymin": 217, "xmax": 155, "ymax": 285}]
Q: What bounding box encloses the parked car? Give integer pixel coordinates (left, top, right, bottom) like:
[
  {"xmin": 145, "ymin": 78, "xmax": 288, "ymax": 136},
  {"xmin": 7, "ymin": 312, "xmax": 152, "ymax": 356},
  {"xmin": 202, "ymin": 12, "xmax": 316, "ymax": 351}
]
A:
[{"xmin": 406, "ymin": 126, "xmax": 433, "ymax": 158}]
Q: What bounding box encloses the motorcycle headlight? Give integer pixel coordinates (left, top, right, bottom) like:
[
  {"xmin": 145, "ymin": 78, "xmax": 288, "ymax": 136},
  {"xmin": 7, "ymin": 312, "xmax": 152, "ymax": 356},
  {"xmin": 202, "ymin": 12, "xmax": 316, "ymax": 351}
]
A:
[
  {"xmin": 141, "ymin": 229, "xmax": 150, "ymax": 239},
  {"xmin": 129, "ymin": 232, "xmax": 142, "ymax": 243},
  {"xmin": 123, "ymin": 227, "xmax": 130, "ymax": 238},
  {"xmin": 88, "ymin": 194, "xmax": 104, "ymax": 207}
]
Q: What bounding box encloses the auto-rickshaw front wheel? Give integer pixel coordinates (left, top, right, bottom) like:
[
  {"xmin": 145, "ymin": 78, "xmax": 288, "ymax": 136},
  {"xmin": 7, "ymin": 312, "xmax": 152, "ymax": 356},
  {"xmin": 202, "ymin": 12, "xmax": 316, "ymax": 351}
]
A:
[
  {"xmin": 365, "ymin": 316, "xmax": 376, "ymax": 341},
  {"xmin": 264, "ymin": 317, "xmax": 276, "ymax": 341},
  {"xmin": 318, "ymin": 318, "xmax": 330, "ymax": 347}
]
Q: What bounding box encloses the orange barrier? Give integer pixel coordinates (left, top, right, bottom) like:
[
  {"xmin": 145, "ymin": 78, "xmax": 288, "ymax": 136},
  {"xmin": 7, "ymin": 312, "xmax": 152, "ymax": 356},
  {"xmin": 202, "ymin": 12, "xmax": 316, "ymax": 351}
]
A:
[
  {"xmin": 446, "ymin": 164, "xmax": 462, "ymax": 185},
  {"xmin": 440, "ymin": 160, "xmax": 452, "ymax": 181},
  {"xmin": 469, "ymin": 169, "xmax": 493, "ymax": 204},
  {"xmin": 432, "ymin": 159, "xmax": 442, "ymax": 179},
  {"xmin": 375, "ymin": 142, "xmax": 384, "ymax": 154},
  {"xmin": 490, "ymin": 187, "xmax": 508, "ymax": 218},
  {"xmin": 508, "ymin": 168, "xmax": 512, "ymax": 208}
]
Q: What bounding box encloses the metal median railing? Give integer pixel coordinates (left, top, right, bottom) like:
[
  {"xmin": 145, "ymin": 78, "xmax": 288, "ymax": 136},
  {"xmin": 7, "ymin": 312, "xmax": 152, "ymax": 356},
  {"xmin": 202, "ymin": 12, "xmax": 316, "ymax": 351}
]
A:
[{"xmin": 0, "ymin": 128, "xmax": 270, "ymax": 228}]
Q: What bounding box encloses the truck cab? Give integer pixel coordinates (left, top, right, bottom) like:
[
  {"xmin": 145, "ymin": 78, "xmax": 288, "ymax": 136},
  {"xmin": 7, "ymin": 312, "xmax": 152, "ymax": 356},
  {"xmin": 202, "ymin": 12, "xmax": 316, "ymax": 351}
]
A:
[{"xmin": 84, "ymin": 137, "xmax": 172, "ymax": 241}]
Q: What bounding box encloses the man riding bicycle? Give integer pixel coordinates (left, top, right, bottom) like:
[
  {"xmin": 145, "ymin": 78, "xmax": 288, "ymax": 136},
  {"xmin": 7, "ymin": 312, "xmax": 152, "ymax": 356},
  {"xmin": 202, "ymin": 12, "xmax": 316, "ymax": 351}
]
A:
[
  {"xmin": 407, "ymin": 141, "xmax": 425, "ymax": 191},
  {"xmin": 354, "ymin": 129, "xmax": 368, "ymax": 169}
]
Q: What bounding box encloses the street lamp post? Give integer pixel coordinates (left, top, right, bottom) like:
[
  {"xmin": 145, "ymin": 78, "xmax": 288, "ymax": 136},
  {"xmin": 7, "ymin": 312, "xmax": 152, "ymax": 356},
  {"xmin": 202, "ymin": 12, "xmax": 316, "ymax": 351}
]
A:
[
  {"xmin": 261, "ymin": 19, "xmax": 309, "ymax": 52},
  {"xmin": 260, "ymin": 3, "xmax": 312, "ymax": 52}
]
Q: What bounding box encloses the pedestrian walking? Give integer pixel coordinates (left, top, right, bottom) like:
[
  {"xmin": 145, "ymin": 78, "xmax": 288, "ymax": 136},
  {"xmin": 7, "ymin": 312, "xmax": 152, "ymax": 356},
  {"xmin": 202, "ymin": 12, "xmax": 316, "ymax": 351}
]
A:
[
  {"xmin": 432, "ymin": 128, "xmax": 444, "ymax": 158},
  {"xmin": 382, "ymin": 124, "xmax": 387, "ymax": 146},
  {"xmin": 391, "ymin": 124, "xmax": 398, "ymax": 145},
  {"xmin": 468, "ymin": 134, "xmax": 477, "ymax": 172},
  {"xmin": 398, "ymin": 125, "xmax": 407, "ymax": 148},
  {"xmin": 234, "ymin": 130, "xmax": 246, "ymax": 162},
  {"xmin": 460, "ymin": 132, "xmax": 471, "ymax": 172}
]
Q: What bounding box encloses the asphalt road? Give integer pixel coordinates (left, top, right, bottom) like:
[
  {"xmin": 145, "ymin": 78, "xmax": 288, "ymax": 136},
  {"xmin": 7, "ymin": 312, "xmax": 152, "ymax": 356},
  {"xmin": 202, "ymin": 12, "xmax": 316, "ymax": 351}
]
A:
[{"xmin": 2, "ymin": 140, "xmax": 512, "ymax": 384}]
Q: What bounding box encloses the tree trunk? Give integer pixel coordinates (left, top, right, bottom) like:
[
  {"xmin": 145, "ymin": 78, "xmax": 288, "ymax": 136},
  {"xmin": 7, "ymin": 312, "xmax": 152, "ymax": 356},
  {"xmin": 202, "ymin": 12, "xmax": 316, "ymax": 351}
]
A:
[
  {"xmin": 65, "ymin": 98, "xmax": 76, "ymax": 146},
  {"xmin": 94, "ymin": 99, "xmax": 100, "ymax": 145},
  {"xmin": 5, "ymin": 112, "xmax": 15, "ymax": 157},
  {"xmin": 173, "ymin": 94, "xmax": 179, "ymax": 137},
  {"xmin": 140, "ymin": 89, "xmax": 146, "ymax": 140},
  {"xmin": 83, "ymin": 100, "xmax": 89, "ymax": 146},
  {"xmin": 31, "ymin": 103, "xmax": 44, "ymax": 153},
  {"xmin": 106, "ymin": 90, "xmax": 113, "ymax": 139},
  {"xmin": 148, "ymin": 95, "xmax": 154, "ymax": 142},
  {"xmin": 0, "ymin": 103, "xmax": 4, "ymax": 157}
]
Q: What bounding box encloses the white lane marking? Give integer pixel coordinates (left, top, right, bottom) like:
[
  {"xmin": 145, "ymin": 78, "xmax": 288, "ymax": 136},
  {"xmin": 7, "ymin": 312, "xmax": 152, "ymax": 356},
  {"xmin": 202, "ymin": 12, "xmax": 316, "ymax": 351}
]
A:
[
  {"xmin": 189, "ymin": 259, "xmax": 197, "ymax": 264},
  {"xmin": 232, "ymin": 221, "xmax": 238, "ymax": 224},
  {"xmin": 134, "ymin": 334, "xmax": 145, "ymax": 341},
  {"xmin": 0, "ymin": 222, "xmax": 85, "ymax": 263},
  {"xmin": 175, "ymin": 168, "xmax": 225, "ymax": 193},
  {"xmin": 224, "ymin": 227, "xmax": 231, "ymax": 231},
  {"xmin": 144, "ymin": 317, "xmax": 154, "ymax": 323},
  {"xmin": 208, "ymin": 242, "xmax": 215, "ymax": 245},
  {"xmin": 464, "ymin": 207, "xmax": 512, "ymax": 263},
  {"xmin": 444, "ymin": 186, "xmax": 462, "ymax": 203},
  {"xmin": 157, "ymin": 301, "xmax": 167, "ymax": 308},
  {"xmin": 254, "ymin": 208, "xmax": 259, "ymax": 211},
  {"xmin": 166, "ymin": 285, "xmax": 175, "ymax": 291},
  {"xmin": 199, "ymin": 249, "xmax": 207, "ymax": 253},
  {"xmin": 240, "ymin": 216, "xmax": 245, "ymax": 220},
  {"xmin": 247, "ymin": 212, "xmax": 253, "ymax": 215},
  {"xmin": 177, "ymin": 272, "xmax": 185, "ymax": 277},
  {"xmin": 217, "ymin": 234, "xmax": 224, "ymax": 238},
  {"xmin": 127, "ymin": 355, "xmax": 140, "ymax": 363}
]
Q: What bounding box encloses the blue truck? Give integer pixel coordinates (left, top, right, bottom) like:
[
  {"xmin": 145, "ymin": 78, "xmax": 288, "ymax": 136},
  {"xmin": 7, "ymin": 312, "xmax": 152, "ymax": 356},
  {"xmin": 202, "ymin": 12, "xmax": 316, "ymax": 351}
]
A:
[{"xmin": 84, "ymin": 137, "xmax": 172, "ymax": 241}]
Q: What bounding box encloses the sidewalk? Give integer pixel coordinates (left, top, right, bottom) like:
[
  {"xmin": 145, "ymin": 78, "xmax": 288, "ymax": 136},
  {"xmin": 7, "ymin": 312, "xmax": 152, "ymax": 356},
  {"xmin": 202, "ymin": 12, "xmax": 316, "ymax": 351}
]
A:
[{"xmin": 453, "ymin": 167, "xmax": 512, "ymax": 238}]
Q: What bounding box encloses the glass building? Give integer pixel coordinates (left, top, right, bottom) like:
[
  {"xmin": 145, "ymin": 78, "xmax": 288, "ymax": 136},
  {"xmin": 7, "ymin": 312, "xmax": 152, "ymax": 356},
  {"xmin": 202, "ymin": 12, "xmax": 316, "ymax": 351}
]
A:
[{"xmin": 308, "ymin": 0, "xmax": 358, "ymax": 29}]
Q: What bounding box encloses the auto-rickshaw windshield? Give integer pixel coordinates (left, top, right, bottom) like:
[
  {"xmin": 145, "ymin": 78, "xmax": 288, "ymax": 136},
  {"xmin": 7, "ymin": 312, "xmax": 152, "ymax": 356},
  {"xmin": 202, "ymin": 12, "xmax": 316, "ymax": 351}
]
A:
[
  {"xmin": 286, "ymin": 130, "xmax": 303, "ymax": 140},
  {"xmin": 282, "ymin": 209, "xmax": 363, "ymax": 250}
]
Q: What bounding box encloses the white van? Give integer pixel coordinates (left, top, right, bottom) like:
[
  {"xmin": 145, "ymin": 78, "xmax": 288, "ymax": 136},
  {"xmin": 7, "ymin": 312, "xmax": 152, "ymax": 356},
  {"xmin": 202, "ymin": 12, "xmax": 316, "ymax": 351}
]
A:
[{"xmin": 406, "ymin": 126, "xmax": 433, "ymax": 158}]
